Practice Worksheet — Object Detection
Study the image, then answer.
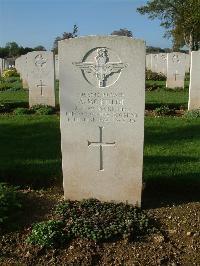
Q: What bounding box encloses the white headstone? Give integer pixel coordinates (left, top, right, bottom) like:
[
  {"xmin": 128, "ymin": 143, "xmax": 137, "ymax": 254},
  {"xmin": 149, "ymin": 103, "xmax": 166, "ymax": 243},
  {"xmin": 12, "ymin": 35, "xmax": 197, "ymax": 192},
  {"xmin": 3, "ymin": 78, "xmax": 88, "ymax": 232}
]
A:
[
  {"xmin": 166, "ymin": 52, "xmax": 186, "ymax": 88},
  {"xmin": 146, "ymin": 54, "xmax": 151, "ymax": 70},
  {"xmin": 0, "ymin": 58, "xmax": 4, "ymax": 76},
  {"xmin": 185, "ymin": 54, "xmax": 190, "ymax": 73},
  {"xmin": 150, "ymin": 54, "xmax": 158, "ymax": 72},
  {"xmin": 188, "ymin": 51, "xmax": 200, "ymax": 110},
  {"xmin": 157, "ymin": 53, "xmax": 167, "ymax": 75},
  {"xmin": 59, "ymin": 36, "xmax": 145, "ymax": 206},
  {"xmin": 21, "ymin": 55, "xmax": 29, "ymax": 88},
  {"xmin": 55, "ymin": 54, "xmax": 59, "ymax": 79},
  {"xmin": 26, "ymin": 51, "xmax": 55, "ymax": 107}
]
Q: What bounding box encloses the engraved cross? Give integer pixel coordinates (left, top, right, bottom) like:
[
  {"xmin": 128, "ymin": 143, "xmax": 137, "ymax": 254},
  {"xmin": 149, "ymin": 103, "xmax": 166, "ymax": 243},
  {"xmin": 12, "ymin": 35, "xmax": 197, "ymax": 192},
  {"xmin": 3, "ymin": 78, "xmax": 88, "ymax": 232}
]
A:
[
  {"xmin": 88, "ymin": 126, "xmax": 115, "ymax": 171},
  {"xmin": 36, "ymin": 80, "xmax": 47, "ymax": 96},
  {"xmin": 174, "ymin": 71, "xmax": 180, "ymax": 81}
]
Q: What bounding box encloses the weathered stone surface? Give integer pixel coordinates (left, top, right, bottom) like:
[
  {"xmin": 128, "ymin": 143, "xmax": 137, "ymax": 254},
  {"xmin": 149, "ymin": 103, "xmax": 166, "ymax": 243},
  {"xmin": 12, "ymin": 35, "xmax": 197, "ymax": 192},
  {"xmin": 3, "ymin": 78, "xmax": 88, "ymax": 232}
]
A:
[
  {"xmin": 157, "ymin": 53, "xmax": 167, "ymax": 75},
  {"xmin": 26, "ymin": 51, "xmax": 55, "ymax": 107},
  {"xmin": 151, "ymin": 54, "xmax": 158, "ymax": 73},
  {"xmin": 185, "ymin": 54, "xmax": 190, "ymax": 73},
  {"xmin": 166, "ymin": 52, "xmax": 186, "ymax": 88},
  {"xmin": 188, "ymin": 51, "xmax": 200, "ymax": 110},
  {"xmin": 146, "ymin": 54, "xmax": 151, "ymax": 70},
  {"xmin": 15, "ymin": 55, "xmax": 29, "ymax": 88},
  {"xmin": 59, "ymin": 36, "xmax": 145, "ymax": 206},
  {"xmin": 55, "ymin": 54, "xmax": 59, "ymax": 79},
  {"xmin": 0, "ymin": 58, "xmax": 4, "ymax": 76}
]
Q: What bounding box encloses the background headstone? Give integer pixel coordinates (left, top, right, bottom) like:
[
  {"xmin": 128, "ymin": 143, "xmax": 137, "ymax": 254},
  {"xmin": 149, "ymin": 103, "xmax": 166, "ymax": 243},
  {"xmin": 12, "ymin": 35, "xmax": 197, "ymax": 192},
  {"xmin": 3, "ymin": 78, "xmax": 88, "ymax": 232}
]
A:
[
  {"xmin": 0, "ymin": 58, "xmax": 4, "ymax": 76},
  {"xmin": 59, "ymin": 36, "xmax": 145, "ymax": 206},
  {"xmin": 188, "ymin": 51, "xmax": 200, "ymax": 110},
  {"xmin": 150, "ymin": 54, "xmax": 158, "ymax": 73},
  {"xmin": 185, "ymin": 54, "xmax": 190, "ymax": 73},
  {"xmin": 21, "ymin": 55, "xmax": 29, "ymax": 88},
  {"xmin": 15, "ymin": 55, "xmax": 29, "ymax": 88},
  {"xmin": 146, "ymin": 54, "xmax": 151, "ymax": 70},
  {"xmin": 166, "ymin": 52, "xmax": 186, "ymax": 89},
  {"xmin": 27, "ymin": 51, "xmax": 55, "ymax": 107},
  {"xmin": 55, "ymin": 54, "xmax": 59, "ymax": 79},
  {"xmin": 157, "ymin": 53, "xmax": 167, "ymax": 75}
]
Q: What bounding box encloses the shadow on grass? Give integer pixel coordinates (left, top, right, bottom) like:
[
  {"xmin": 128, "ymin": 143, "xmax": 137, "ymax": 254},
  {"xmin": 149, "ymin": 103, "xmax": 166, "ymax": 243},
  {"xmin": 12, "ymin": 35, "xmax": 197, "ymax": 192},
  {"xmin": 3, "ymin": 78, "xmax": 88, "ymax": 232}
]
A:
[
  {"xmin": 145, "ymin": 122, "xmax": 200, "ymax": 145},
  {"xmin": 143, "ymin": 120, "xmax": 200, "ymax": 208},
  {"xmin": 0, "ymin": 117, "xmax": 62, "ymax": 188},
  {"xmin": 145, "ymin": 102, "xmax": 187, "ymax": 110}
]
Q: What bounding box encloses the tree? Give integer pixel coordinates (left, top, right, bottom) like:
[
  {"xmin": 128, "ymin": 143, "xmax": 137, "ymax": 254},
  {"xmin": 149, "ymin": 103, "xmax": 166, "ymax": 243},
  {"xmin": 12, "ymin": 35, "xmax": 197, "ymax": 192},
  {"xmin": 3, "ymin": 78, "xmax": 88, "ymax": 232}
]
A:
[
  {"xmin": 137, "ymin": 0, "xmax": 200, "ymax": 51},
  {"xmin": 33, "ymin": 45, "xmax": 46, "ymax": 51},
  {"xmin": 0, "ymin": 47, "xmax": 9, "ymax": 58},
  {"xmin": 52, "ymin": 24, "xmax": 78, "ymax": 54},
  {"xmin": 111, "ymin": 28, "xmax": 133, "ymax": 37},
  {"xmin": 5, "ymin": 42, "xmax": 20, "ymax": 57}
]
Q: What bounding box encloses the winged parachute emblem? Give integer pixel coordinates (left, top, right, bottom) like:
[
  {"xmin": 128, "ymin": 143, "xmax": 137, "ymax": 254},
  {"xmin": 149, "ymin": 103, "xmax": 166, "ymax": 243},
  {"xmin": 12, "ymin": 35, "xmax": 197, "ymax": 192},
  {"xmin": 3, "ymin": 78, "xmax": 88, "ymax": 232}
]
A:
[{"xmin": 73, "ymin": 48, "xmax": 128, "ymax": 88}]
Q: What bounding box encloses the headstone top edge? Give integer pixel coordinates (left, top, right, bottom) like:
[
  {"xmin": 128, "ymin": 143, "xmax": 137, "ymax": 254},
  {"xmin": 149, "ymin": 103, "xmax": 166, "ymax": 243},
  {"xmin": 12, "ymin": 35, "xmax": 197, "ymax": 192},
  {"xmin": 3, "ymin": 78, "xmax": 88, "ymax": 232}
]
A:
[{"xmin": 58, "ymin": 35, "xmax": 145, "ymax": 45}]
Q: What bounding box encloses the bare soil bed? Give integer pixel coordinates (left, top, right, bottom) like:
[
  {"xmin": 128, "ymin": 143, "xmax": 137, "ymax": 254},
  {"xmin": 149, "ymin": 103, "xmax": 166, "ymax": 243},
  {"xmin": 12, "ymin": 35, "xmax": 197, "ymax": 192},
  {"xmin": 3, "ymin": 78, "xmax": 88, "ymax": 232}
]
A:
[{"xmin": 0, "ymin": 186, "xmax": 199, "ymax": 266}]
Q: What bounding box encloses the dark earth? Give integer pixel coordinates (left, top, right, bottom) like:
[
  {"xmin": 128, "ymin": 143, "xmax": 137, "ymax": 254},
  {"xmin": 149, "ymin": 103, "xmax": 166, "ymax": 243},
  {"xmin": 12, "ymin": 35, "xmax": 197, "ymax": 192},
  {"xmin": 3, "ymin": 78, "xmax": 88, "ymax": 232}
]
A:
[{"xmin": 0, "ymin": 184, "xmax": 199, "ymax": 266}]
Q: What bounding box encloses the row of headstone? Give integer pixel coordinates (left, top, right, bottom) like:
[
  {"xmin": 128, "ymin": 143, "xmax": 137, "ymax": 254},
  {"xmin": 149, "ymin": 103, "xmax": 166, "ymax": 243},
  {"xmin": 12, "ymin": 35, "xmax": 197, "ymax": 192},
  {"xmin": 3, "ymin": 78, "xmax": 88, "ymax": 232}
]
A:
[
  {"xmin": 15, "ymin": 52, "xmax": 56, "ymax": 107},
  {"xmin": 0, "ymin": 58, "xmax": 14, "ymax": 75},
  {"xmin": 11, "ymin": 36, "xmax": 200, "ymax": 206},
  {"xmin": 146, "ymin": 53, "xmax": 190, "ymax": 73},
  {"xmin": 146, "ymin": 52, "xmax": 191, "ymax": 89}
]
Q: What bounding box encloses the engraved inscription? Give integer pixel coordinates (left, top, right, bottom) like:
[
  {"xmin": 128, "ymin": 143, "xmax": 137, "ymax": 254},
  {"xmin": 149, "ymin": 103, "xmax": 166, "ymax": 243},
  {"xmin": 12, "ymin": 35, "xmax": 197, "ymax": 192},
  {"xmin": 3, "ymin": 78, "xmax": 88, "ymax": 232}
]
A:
[
  {"xmin": 88, "ymin": 126, "xmax": 115, "ymax": 171},
  {"xmin": 65, "ymin": 91, "xmax": 138, "ymax": 123},
  {"xmin": 73, "ymin": 48, "xmax": 128, "ymax": 88}
]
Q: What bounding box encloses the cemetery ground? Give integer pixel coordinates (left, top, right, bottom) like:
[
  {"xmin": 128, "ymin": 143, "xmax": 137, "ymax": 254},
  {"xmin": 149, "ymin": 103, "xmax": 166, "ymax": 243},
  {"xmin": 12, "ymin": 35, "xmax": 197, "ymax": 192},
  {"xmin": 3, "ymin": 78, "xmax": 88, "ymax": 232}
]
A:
[{"xmin": 0, "ymin": 76, "xmax": 200, "ymax": 265}]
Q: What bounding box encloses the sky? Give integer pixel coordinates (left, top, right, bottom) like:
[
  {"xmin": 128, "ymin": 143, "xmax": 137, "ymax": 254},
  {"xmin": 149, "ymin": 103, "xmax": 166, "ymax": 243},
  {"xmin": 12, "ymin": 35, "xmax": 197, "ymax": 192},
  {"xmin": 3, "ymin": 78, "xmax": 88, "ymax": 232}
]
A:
[{"xmin": 0, "ymin": 0, "xmax": 172, "ymax": 50}]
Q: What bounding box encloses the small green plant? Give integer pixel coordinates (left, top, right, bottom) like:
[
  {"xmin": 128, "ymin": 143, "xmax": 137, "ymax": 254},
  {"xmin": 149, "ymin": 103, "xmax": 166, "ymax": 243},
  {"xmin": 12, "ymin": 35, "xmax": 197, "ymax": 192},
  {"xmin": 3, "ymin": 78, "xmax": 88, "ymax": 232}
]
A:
[
  {"xmin": 2, "ymin": 68, "xmax": 19, "ymax": 78},
  {"xmin": 27, "ymin": 199, "xmax": 151, "ymax": 248},
  {"xmin": 0, "ymin": 102, "xmax": 11, "ymax": 113},
  {"xmin": 0, "ymin": 183, "xmax": 21, "ymax": 226},
  {"xmin": 31, "ymin": 105, "xmax": 55, "ymax": 115},
  {"xmin": 145, "ymin": 83, "xmax": 160, "ymax": 91},
  {"xmin": 0, "ymin": 76, "xmax": 22, "ymax": 91},
  {"xmin": 27, "ymin": 220, "xmax": 67, "ymax": 247},
  {"xmin": 146, "ymin": 70, "xmax": 166, "ymax": 81},
  {"xmin": 154, "ymin": 105, "xmax": 171, "ymax": 116},
  {"xmin": 184, "ymin": 109, "xmax": 200, "ymax": 119},
  {"xmin": 0, "ymin": 82, "xmax": 12, "ymax": 91},
  {"xmin": 55, "ymin": 199, "xmax": 150, "ymax": 242},
  {"xmin": 3, "ymin": 77, "xmax": 20, "ymax": 83},
  {"xmin": 13, "ymin": 107, "xmax": 30, "ymax": 115}
]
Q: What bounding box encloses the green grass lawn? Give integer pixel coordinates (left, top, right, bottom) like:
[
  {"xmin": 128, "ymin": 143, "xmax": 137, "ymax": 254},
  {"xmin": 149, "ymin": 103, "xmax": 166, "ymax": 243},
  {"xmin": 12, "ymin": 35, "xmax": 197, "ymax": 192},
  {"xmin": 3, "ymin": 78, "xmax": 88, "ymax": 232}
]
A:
[
  {"xmin": 144, "ymin": 117, "xmax": 200, "ymax": 188},
  {"xmin": 0, "ymin": 115, "xmax": 62, "ymax": 187},
  {"xmin": 0, "ymin": 115, "xmax": 199, "ymax": 189},
  {"xmin": 0, "ymin": 90, "xmax": 29, "ymax": 105},
  {"xmin": 145, "ymin": 80, "xmax": 189, "ymax": 109}
]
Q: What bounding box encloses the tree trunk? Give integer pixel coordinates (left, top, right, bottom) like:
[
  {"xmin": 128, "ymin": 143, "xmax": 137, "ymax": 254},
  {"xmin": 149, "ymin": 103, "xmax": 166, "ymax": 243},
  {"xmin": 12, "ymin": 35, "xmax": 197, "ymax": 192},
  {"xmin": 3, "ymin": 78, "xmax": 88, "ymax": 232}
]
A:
[{"xmin": 189, "ymin": 32, "xmax": 195, "ymax": 52}]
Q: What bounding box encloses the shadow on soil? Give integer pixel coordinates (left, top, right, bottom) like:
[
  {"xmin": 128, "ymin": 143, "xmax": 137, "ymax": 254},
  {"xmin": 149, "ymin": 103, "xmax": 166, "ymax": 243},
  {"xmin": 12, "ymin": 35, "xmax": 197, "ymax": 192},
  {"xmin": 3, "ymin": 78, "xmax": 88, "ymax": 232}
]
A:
[{"xmin": 142, "ymin": 178, "xmax": 200, "ymax": 209}]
